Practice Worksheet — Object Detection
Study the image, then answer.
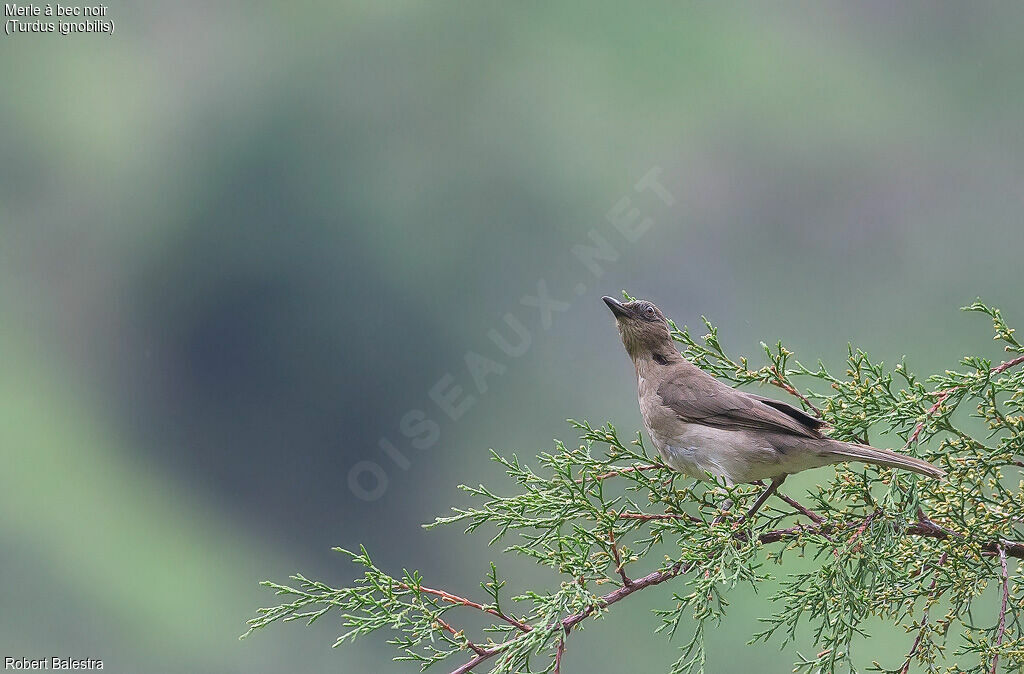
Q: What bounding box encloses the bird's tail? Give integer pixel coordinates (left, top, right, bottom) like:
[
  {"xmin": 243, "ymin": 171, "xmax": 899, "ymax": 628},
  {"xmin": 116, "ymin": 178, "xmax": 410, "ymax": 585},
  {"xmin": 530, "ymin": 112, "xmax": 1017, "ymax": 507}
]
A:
[{"xmin": 827, "ymin": 441, "xmax": 945, "ymax": 479}]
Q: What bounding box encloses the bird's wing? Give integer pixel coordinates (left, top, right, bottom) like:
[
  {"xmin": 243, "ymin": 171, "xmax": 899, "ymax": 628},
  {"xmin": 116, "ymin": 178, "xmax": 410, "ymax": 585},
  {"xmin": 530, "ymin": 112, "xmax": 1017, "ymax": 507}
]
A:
[
  {"xmin": 657, "ymin": 371, "xmax": 823, "ymax": 439},
  {"xmin": 745, "ymin": 392, "xmax": 826, "ymax": 432}
]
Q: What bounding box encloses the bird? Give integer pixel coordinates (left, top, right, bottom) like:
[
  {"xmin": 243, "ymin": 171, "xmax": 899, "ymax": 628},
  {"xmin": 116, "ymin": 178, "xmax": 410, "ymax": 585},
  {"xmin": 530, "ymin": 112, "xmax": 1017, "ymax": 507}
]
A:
[{"xmin": 602, "ymin": 296, "xmax": 944, "ymax": 518}]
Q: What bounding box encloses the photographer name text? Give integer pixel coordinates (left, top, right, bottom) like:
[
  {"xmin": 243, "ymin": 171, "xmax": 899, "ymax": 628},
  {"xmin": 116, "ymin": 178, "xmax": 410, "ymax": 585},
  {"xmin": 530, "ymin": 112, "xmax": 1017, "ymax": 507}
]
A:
[{"xmin": 4, "ymin": 658, "xmax": 103, "ymax": 670}]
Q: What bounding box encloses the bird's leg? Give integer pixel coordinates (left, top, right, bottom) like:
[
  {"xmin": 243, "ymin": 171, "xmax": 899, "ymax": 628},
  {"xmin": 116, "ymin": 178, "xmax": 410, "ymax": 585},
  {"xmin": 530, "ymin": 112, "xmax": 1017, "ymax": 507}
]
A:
[
  {"xmin": 741, "ymin": 475, "xmax": 786, "ymax": 522},
  {"xmin": 710, "ymin": 498, "xmax": 734, "ymax": 526}
]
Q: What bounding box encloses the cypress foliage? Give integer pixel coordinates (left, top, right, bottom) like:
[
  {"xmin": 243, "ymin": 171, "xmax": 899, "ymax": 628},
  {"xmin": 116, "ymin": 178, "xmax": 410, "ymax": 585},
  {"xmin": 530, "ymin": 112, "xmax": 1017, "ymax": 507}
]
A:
[{"xmin": 245, "ymin": 300, "xmax": 1024, "ymax": 673}]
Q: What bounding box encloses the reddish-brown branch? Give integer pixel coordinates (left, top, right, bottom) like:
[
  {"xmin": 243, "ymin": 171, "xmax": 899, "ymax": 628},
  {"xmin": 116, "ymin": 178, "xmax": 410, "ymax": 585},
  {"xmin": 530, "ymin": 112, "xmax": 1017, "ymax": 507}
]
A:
[
  {"xmin": 991, "ymin": 545, "xmax": 1009, "ymax": 674},
  {"xmin": 904, "ymin": 517, "xmax": 1024, "ymax": 559},
  {"xmin": 776, "ymin": 493, "xmax": 825, "ymax": 524},
  {"xmin": 448, "ymin": 561, "xmax": 689, "ymax": 674},
  {"xmin": 450, "ymin": 650, "xmax": 495, "ymax": 674},
  {"xmin": 445, "ymin": 510, "xmax": 1024, "ymax": 674},
  {"xmin": 434, "ymin": 615, "xmax": 487, "ymax": 656},
  {"xmin": 435, "ymin": 614, "xmax": 458, "ymax": 637},
  {"xmin": 992, "ymin": 353, "xmax": 1024, "ymax": 375},
  {"xmin": 615, "ymin": 500, "xmax": 1024, "ymax": 560},
  {"xmin": 400, "ymin": 583, "xmax": 531, "ymax": 633},
  {"xmin": 554, "ymin": 637, "xmax": 566, "ymax": 674},
  {"xmin": 561, "ymin": 561, "xmax": 690, "ymax": 632},
  {"xmin": 757, "ymin": 521, "xmax": 828, "ymax": 545},
  {"xmin": 755, "ymin": 512, "xmax": 1024, "ymax": 559}
]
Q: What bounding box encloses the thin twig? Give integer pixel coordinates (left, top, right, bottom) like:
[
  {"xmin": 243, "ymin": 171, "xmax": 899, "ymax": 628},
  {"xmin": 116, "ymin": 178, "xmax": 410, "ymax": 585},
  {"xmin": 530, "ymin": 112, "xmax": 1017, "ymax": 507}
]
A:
[
  {"xmin": 905, "ymin": 354, "xmax": 1024, "ymax": 449},
  {"xmin": 776, "ymin": 492, "xmax": 825, "ymax": 524},
  {"xmin": 400, "ymin": 583, "xmax": 531, "ymax": 633},
  {"xmin": 898, "ymin": 552, "xmax": 948, "ymax": 674},
  {"xmin": 906, "ymin": 390, "xmax": 952, "ymax": 448},
  {"xmin": 554, "ymin": 637, "xmax": 566, "ymax": 674},
  {"xmin": 617, "ymin": 511, "xmax": 691, "ymax": 521},
  {"xmin": 434, "ymin": 615, "xmax": 487, "ymax": 656},
  {"xmin": 608, "ymin": 529, "xmax": 632, "ymax": 587},
  {"xmin": 991, "ymin": 545, "xmax": 1008, "ymax": 674},
  {"xmin": 846, "ymin": 509, "xmax": 880, "ymax": 553},
  {"xmin": 770, "ymin": 365, "xmax": 822, "ymax": 416},
  {"xmin": 581, "ymin": 463, "xmax": 661, "ymax": 483}
]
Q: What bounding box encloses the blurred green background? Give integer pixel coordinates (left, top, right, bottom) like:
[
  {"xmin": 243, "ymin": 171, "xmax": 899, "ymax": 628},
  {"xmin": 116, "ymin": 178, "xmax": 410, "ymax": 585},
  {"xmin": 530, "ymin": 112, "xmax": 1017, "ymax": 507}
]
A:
[{"xmin": 3, "ymin": 2, "xmax": 1024, "ymax": 672}]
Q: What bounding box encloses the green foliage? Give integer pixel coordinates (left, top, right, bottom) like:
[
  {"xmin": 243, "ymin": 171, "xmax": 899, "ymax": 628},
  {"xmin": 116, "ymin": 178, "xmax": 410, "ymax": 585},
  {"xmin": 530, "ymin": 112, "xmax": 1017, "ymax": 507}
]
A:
[{"xmin": 244, "ymin": 301, "xmax": 1024, "ymax": 673}]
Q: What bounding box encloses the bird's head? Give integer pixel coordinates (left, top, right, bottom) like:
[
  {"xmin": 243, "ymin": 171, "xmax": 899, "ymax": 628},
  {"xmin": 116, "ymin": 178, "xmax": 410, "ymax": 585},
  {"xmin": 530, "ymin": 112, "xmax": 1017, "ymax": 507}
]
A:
[{"xmin": 602, "ymin": 296, "xmax": 676, "ymax": 362}]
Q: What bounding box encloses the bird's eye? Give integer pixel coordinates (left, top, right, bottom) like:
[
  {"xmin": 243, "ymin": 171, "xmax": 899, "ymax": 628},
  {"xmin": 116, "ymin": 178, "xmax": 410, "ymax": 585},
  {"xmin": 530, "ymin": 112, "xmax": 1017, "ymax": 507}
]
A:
[{"xmin": 644, "ymin": 305, "xmax": 656, "ymax": 316}]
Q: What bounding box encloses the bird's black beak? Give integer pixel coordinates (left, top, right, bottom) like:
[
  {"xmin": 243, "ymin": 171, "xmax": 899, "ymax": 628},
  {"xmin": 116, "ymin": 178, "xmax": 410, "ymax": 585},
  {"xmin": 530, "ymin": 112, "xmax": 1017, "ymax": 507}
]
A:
[{"xmin": 603, "ymin": 296, "xmax": 630, "ymax": 319}]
